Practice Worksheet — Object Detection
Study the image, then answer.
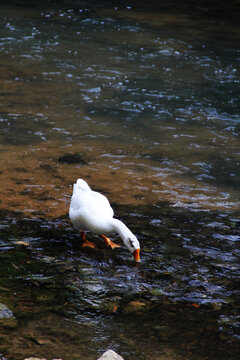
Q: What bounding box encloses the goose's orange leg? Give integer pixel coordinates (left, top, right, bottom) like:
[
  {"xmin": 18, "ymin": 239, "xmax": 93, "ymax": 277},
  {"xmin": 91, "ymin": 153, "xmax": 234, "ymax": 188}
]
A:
[
  {"xmin": 81, "ymin": 231, "xmax": 95, "ymax": 248},
  {"xmin": 100, "ymin": 235, "xmax": 120, "ymax": 249}
]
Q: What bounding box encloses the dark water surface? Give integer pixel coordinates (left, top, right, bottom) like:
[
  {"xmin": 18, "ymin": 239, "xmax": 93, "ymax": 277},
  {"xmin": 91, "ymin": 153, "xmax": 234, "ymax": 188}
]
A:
[{"xmin": 0, "ymin": 1, "xmax": 240, "ymax": 359}]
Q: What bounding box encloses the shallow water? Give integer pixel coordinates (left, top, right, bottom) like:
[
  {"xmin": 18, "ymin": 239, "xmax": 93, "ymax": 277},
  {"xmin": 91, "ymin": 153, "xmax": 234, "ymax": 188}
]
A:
[{"xmin": 0, "ymin": 0, "xmax": 240, "ymax": 359}]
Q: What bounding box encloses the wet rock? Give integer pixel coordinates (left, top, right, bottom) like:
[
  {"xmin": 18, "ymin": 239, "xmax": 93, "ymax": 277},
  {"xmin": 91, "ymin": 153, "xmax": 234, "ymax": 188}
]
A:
[
  {"xmin": 103, "ymin": 296, "xmax": 121, "ymax": 313},
  {"xmin": 15, "ymin": 240, "xmax": 30, "ymax": 246},
  {"xmin": 212, "ymin": 302, "xmax": 223, "ymax": 311},
  {"xmin": 32, "ymin": 336, "xmax": 52, "ymax": 345},
  {"xmin": 40, "ymin": 256, "xmax": 56, "ymax": 264},
  {"xmin": 97, "ymin": 350, "xmax": 124, "ymax": 360},
  {"xmin": 0, "ymin": 303, "xmax": 14, "ymax": 319},
  {"xmin": 124, "ymin": 300, "xmax": 148, "ymax": 313},
  {"xmin": 58, "ymin": 152, "xmax": 88, "ymax": 165},
  {"xmin": 150, "ymin": 288, "xmax": 165, "ymax": 296},
  {"xmin": 0, "ymin": 317, "xmax": 18, "ymax": 330}
]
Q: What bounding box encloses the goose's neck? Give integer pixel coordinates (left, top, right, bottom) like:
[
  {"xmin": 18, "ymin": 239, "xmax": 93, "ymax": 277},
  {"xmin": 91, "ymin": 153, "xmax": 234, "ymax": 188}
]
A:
[{"xmin": 112, "ymin": 218, "xmax": 133, "ymax": 241}]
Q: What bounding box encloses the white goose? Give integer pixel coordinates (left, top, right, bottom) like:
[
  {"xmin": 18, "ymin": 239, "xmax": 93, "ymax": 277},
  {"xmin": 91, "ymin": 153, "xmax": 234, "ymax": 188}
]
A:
[{"xmin": 69, "ymin": 179, "xmax": 140, "ymax": 262}]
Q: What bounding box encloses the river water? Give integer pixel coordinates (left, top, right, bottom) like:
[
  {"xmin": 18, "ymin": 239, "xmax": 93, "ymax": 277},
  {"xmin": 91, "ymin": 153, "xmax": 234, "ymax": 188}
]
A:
[{"xmin": 0, "ymin": 1, "xmax": 239, "ymax": 359}]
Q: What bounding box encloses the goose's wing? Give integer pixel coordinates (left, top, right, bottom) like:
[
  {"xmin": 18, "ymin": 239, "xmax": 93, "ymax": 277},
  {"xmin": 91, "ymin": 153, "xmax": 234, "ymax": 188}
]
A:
[
  {"xmin": 69, "ymin": 184, "xmax": 114, "ymax": 226},
  {"xmin": 87, "ymin": 190, "xmax": 114, "ymax": 218}
]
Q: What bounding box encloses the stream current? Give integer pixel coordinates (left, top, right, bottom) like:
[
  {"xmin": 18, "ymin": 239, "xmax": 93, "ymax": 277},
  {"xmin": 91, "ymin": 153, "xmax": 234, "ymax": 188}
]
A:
[{"xmin": 0, "ymin": 1, "xmax": 240, "ymax": 359}]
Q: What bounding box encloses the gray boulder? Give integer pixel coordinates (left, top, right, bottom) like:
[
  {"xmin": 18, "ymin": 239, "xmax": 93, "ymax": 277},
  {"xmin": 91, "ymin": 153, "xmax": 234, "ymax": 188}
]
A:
[
  {"xmin": 0, "ymin": 303, "xmax": 14, "ymax": 319},
  {"xmin": 97, "ymin": 350, "xmax": 124, "ymax": 360}
]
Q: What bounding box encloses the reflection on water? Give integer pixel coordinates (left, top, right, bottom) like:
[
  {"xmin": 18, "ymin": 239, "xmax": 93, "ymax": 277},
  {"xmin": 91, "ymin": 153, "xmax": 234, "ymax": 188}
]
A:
[{"xmin": 0, "ymin": 0, "xmax": 240, "ymax": 359}]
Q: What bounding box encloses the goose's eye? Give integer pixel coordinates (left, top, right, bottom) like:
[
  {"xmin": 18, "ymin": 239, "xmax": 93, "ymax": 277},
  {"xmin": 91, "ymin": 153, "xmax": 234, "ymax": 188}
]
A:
[{"xmin": 129, "ymin": 239, "xmax": 134, "ymax": 248}]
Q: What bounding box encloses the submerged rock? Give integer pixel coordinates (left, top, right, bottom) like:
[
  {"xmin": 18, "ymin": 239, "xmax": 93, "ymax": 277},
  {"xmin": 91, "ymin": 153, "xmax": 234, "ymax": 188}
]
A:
[
  {"xmin": 97, "ymin": 350, "xmax": 125, "ymax": 360},
  {"xmin": 0, "ymin": 303, "xmax": 14, "ymax": 319},
  {"xmin": 58, "ymin": 152, "xmax": 88, "ymax": 165},
  {"xmin": 124, "ymin": 300, "xmax": 148, "ymax": 313}
]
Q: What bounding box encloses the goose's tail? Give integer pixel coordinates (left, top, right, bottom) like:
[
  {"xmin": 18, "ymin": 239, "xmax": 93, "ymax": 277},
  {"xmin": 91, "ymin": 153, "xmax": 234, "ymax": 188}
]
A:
[
  {"xmin": 74, "ymin": 178, "xmax": 91, "ymax": 193},
  {"xmin": 70, "ymin": 179, "xmax": 91, "ymax": 216}
]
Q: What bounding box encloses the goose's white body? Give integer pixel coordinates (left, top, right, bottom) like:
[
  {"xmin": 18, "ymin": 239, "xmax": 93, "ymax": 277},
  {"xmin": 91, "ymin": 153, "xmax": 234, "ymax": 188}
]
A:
[{"xmin": 69, "ymin": 179, "xmax": 140, "ymax": 261}]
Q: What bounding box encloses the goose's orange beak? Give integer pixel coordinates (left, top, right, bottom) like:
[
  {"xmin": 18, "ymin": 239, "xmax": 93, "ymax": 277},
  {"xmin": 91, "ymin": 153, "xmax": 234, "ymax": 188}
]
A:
[{"xmin": 133, "ymin": 248, "xmax": 140, "ymax": 262}]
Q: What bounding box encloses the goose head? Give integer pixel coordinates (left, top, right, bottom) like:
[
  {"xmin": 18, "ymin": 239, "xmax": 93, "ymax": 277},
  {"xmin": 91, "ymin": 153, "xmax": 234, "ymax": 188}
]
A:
[
  {"xmin": 112, "ymin": 218, "xmax": 140, "ymax": 262},
  {"xmin": 124, "ymin": 235, "xmax": 140, "ymax": 262}
]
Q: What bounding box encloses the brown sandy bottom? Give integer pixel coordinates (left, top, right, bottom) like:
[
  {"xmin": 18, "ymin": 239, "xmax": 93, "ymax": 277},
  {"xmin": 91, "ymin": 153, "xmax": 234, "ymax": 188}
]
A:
[
  {"xmin": 0, "ymin": 140, "xmax": 154, "ymax": 219},
  {"xmin": 0, "ymin": 139, "xmax": 239, "ymax": 221}
]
